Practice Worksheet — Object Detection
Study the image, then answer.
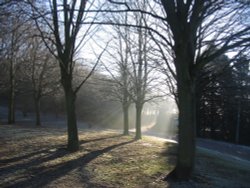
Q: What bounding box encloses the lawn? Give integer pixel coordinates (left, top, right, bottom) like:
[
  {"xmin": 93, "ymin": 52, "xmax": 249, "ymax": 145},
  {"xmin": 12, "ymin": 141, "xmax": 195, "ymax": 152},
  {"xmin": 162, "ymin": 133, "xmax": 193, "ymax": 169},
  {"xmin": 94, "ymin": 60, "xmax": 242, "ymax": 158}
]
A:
[{"xmin": 0, "ymin": 125, "xmax": 250, "ymax": 188}]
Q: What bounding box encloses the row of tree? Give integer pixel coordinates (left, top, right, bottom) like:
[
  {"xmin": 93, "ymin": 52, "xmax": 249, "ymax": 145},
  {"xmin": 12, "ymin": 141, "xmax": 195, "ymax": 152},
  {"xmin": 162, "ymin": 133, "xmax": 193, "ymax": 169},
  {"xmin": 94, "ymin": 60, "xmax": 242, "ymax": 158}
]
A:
[
  {"xmin": 0, "ymin": 0, "xmax": 163, "ymax": 138},
  {"xmin": 1, "ymin": 0, "xmax": 250, "ymax": 181},
  {"xmin": 101, "ymin": 1, "xmax": 166, "ymax": 139}
]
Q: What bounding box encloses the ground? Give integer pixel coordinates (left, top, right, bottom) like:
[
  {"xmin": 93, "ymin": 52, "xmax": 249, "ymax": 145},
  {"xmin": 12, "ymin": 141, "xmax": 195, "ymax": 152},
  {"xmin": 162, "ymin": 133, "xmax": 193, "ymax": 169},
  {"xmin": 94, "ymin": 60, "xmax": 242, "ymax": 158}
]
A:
[{"xmin": 0, "ymin": 125, "xmax": 250, "ymax": 188}]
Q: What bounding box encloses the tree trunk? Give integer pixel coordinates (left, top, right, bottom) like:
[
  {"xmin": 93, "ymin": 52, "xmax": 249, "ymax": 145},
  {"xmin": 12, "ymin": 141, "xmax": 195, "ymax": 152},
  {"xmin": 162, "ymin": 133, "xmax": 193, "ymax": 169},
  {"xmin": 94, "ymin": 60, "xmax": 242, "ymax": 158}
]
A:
[
  {"xmin": 123, "ymin": 103, "xmax": 129, "ymax": 135},
  {"xmin": 135, "ymin": 103, "xmax": 142, "ymax": 140},
  {"xmin": 235, "ymin": 100, "xmax": 241, "ymax": 144},
  {"xmin": 8, "ymin": 89, "xmax": 15, "ymax": 124},
  {"xmin": 195, "ymin": 86, "xmax": 202, "ymax": 137},
  {"xmin": 8, "ymin": 61, "xmax": 15, "ymax": 124},
  {"xmin": 175, "ymin": 81, "xmax": 196, "ymax": 180},
  {"xmin": 166, "ymin": 52, "xmax": 196, "ymax": 181},
  {"xmin": 34, "ymin": 97, "xmax": 41, "ymax": 126},
  {"xmin": 64, "ymin": 85, "xmax": 79, "ymax": 152},
  {"xmin": 210, "ymin": 90, "xmax": 216, "ymax": 139}
]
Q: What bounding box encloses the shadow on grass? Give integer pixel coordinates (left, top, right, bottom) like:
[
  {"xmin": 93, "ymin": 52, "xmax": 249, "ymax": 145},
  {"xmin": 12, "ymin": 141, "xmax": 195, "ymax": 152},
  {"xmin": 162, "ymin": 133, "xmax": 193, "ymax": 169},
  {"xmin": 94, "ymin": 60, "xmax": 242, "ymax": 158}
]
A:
[
  {"xmin": 0, "ymin": 134, "xmax": 123, "ymax": 165},
  {"xmin": 160, "ymin": 142, "xmax": 179, "ymax": 186},
  {"xmin": 1, "ymin": 134, "xmax": 135, "ymax": 188},
  {"xmin": 79, "ymin": 134, "xmax": 123, "ymax": 145},
  {"xmin": 0, "ymin": 148, "xmax": 69, "ymax": 178},
  {"xmin": 0, "ymin": 149, "xmax": 51, "ymax": 164},
  {"xmin": 161, "ymin": 142, "xmax": 177, "ymax": 157}
]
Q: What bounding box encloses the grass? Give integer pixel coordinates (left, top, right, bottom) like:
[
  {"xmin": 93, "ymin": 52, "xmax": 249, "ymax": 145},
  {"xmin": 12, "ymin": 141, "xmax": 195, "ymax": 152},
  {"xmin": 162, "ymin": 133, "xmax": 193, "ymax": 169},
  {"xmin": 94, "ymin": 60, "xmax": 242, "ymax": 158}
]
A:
[
  {"xmin": 0, "ymin": 125, "xmax": 250, "ymax": 188},
  {"xmin": 0, "ymin": 125, "xmax": 174, "ymax": 188}
]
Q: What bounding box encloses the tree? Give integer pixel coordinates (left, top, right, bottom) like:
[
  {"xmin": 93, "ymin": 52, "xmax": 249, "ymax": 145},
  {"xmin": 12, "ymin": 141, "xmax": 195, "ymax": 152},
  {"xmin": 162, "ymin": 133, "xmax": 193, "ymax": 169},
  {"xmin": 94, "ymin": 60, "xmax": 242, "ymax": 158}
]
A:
[
  {"xmin": 158, "ymin": 0, "xmax": 250, "ymax": 180},
  {"xmin": 108, "ymin": 0, "xmax": 250, "ymax": 180},
  {"xmin": 104, "ymin": 0, "xmax": 165, "ymax": 139},
  {"xmin": 233, "ymin": 56, "xmax": 250, "ymax": 144},
  {"xmin": 197, "ymin": 54, "xmax": 250, "ymax": 145},
  {"xmin": 27, "ymin": 0, "xmax": 105, "ymax": 151},
  {"xmin": 102, "ymin": 0, "xmax": 180, "ymax": 141},
  {"xmin": 102, "ymin": 10, "xmax": 132, "ymax": 135},
  {"xmin": 0, "ymin": 2, "xmax": 29, "ymax": 124},
  {"xmin": 196, "ymin": 54, "xmax": 232, "ymax": 140},
  {"xmin": 23, "ymin": 36, "xmax": 61, "ymax": 126},
  {"xmin": 129, "ymin": 0, "xmax": 149, "ymax": 140}
]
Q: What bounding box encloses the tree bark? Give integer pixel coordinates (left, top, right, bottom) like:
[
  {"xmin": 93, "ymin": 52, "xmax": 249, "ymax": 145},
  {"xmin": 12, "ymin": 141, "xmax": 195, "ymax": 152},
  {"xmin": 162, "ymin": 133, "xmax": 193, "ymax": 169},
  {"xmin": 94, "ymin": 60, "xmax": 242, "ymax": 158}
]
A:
[
  {"xmin": 8, "ymin": 87, "xmax": 15, "ymax": 124},
  {"xmin": 135, "ymin": 103, "xmax": 142, "ymax": 140},
  {"xmin": 8, "ymin": 60, "xmax": 15, "ymax": 124},
  {"xmin": 175, "ymin": 80, "xmax": 196, "ymax": 180},
  {"xmin": 235, "ymin": 100, "xmax": 241, "ymax": 144},
  {"xmin": 62, "ymin": 77, "xmax": 79, "ymax": 152},
  {"xmin": 123, "ymin": 103, "xmax": 129, "ymax": 135},
  {"xmin": 34, "ymin": 97, "xmax": 41, "ymax": 126},
  {"xmin": 167, "ymin": 53, "xmax": 197, "ymax": 180}
]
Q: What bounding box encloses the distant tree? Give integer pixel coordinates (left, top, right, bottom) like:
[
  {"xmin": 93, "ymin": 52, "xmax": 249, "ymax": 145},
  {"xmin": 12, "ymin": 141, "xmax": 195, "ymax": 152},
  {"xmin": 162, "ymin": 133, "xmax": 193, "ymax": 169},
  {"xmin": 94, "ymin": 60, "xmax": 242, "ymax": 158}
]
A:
[
  {"xmin": 104, "ymin": 0, "xmax": 164, "ymax": 139},
  {"xmin": 116, "ymin": 13, "xmax": 131, "ymax": 136},
  {"xmin": 233, "ymin": 56, "xmax": 250, "ymax": 144},
  {"xmin": 103, "ymin": 42, "xmax": 132, "ymax": 135},
  {"xmin": 197, "ymin": 55, "xmax": 250, "ymax": 145},
  {"xmin": 130, "ymin": 8, "xmax": 150, "ymax": 140},
  {"xmin": 74, "ymin": 70, "xmax": 121, "ymax": 128},
  {"xmin": 22, "ymin": 36, "xmax": 61, "ymax": 126},
  {"xmin": 0, "ymin": 2, "xmax": 29, "ymax": 124},
  {"xmin": 101, "ymin": 9, "xmax": 133, "ymax": 135},
  {"xmin": 196, "ymin": 54, "xmax": 232, "ymax": 139}
]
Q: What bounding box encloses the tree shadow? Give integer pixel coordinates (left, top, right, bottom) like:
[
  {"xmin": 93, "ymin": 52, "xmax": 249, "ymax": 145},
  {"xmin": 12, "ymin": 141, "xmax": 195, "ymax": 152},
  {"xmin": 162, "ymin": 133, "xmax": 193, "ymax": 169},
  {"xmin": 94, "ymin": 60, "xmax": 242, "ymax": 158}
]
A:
[
  {"xmin": 162, "ymin": 143, "xmax": 202, "ymax": 187},
  {"xmin": 79, "ymin": 134, "xmax": 123, "ymax": 145},
  {"xmin": 2, "ymin": 136, "xmax": 135, "ymax": 188},
  {"xmin": 160, "ymin": 142, "xmax": 178, "ymax": 184},
  {"xmin": 161, "ymin": 142, "xmax": 178, "ymax": 158},
  {"xmin": 0, "ymin": 148, "xmax": 69, "ymax": 177},
  {"xmin": 0, "ymin": 148, "xmax": 50, "ymax": 164},
  {"xmin": 0, "ymin": 134, "xmax": 123, "ymax": 166}
]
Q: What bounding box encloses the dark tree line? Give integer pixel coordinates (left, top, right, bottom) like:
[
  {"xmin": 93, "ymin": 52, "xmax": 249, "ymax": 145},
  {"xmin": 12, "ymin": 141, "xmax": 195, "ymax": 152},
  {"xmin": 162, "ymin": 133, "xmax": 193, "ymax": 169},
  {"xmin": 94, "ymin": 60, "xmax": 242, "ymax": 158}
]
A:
[{"xmin": 197, "ymin": 55, "xmax": 250, "ymax": 146}]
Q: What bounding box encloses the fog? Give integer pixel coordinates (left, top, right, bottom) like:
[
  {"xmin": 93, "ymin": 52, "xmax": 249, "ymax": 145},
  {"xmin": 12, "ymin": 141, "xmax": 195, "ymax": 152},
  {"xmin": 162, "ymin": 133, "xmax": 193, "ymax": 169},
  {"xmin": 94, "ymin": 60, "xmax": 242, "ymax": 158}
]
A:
[
  {"xmin": 139, "ymin": 100, "xmax": 178, "ymax": 139},
  {"xmin": 100, "ymin": 99, "xmax": 178, "ymax": 139}
]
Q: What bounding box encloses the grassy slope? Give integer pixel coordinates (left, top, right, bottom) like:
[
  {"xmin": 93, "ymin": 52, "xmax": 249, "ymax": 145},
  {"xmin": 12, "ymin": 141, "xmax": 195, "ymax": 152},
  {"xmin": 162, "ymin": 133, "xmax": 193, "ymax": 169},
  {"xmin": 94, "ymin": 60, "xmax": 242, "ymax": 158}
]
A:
[{"xmin": 0, "ymin": 125, "xmax": 250, "ymax": 188}]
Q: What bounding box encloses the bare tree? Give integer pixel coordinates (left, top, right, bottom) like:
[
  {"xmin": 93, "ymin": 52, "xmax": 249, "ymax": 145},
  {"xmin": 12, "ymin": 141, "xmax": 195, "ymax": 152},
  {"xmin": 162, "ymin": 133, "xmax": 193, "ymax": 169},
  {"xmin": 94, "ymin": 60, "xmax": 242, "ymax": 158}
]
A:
[
  {"xmin": 0, "ymin": 2, "xmax": 29, "ymax": 124},
  {"xmin": 26, "ymin": 0, "xmax": 106, "ymax": 151},
  {"xmin": 101, "ymin": 10, "xmax": 132, "ymax": 135},
  {"xmin": 118, "ymin": 13, "xmax": 131, "ymax": 136},
  {"xmin": 102, "ymin": 0, "xmax": 164, "ymax": 139},
  {"xmin": 131, "ymin": 0, "xmax": 149, "ymax": 139},
  {"xmin": 22, "ymin": 36, "xmax": 61, "ymax": 126}
]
